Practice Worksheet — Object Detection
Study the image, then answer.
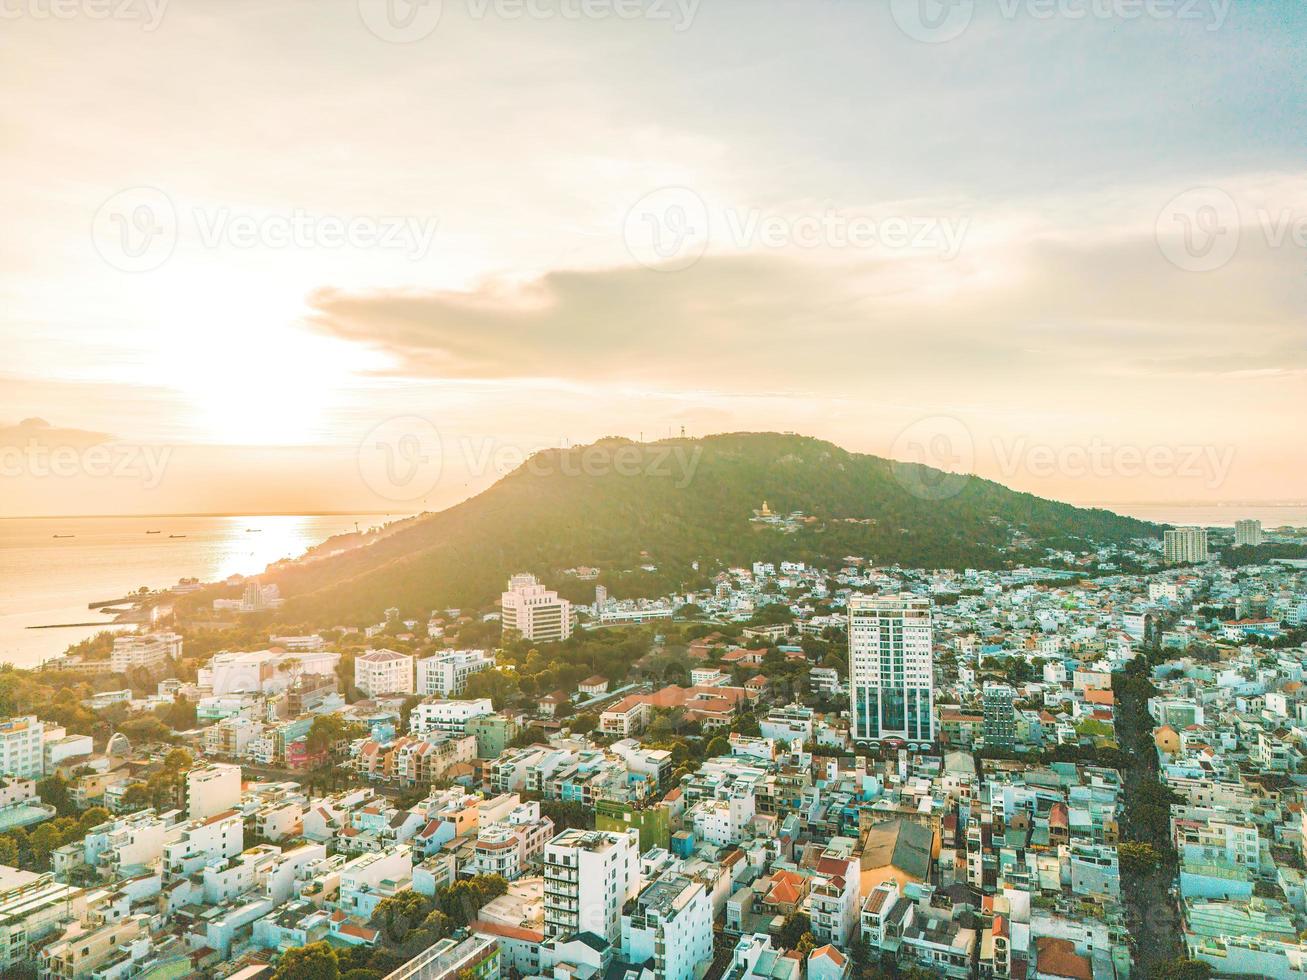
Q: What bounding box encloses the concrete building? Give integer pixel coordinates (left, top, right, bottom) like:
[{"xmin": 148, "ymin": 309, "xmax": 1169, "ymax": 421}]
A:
[
  {"xmin": 110, "ymin": 632, "xmax": 182, "ymax": 673},
  {"xmin": 543, "ymin": 828, "xmax": 640, "ymax": 943},
  {"xmin": 410, "ymin": 699, "xmax": 494, "ymax": 736},
  {"xmin": 80, "ymin": 808, "xmax": 181, "ymax": 877},
  {"xmin": 354, "ymin": 649, "xmax": 415, "ymax": 697},
  {"xmin": 0, "ymin": 870, "xmax": 81, "ymax": 971},
  {"xmin": 466, "ymin": 714, "xmax": 520, "ymax": 759},
  {"xmin": 0, "ymin": 717, "xmax": 45, "ymax": 779},
  {"xmin": 1235, "ymin": 519, "xmax": 1265, "ymax": 547},
  {"xmin": 43, "ymin": 734, "xmax": 93, "ymax": 773},
  {"xmin": 163, "ymin": 811, "xmax": 244, "ymax": 877},
  {"xmin": 1164, "ymin": 527, "xmax": 1209, "ymax": 564},
  {"xmin": 848, "ymin": 595, "xmax": 935, "ymax": 744},
  {"xmin": 417, "ymin": 650, "xmax": 495, "ymax": 697},
  {"xmin": 39, "ymin": 913, "xmax": 147, "ymax": 980},
  {"xmin": 501, "ymin": 574, "xmax": 574, "ymax": 643},
  {"xmin": 186, "ymin": 763, "xmax": 242, "ymax": 820},
  {"xmin": 600, "ymin": 697, "xmax": 651, "ymax": 738},
  {"xmin": 621, "ymin": 872, "xmax": 712, "ymax": 980}
]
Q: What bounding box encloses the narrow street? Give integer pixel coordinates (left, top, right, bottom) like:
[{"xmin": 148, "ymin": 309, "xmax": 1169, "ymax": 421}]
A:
[{"xmin": 1113, "ymin": 663, "xmax": 1184, "ymax": 978}]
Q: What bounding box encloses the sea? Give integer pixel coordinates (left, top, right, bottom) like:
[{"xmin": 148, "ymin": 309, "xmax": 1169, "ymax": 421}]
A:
[
  {"xmin": 0, "ymin": 514, "xmax": 400, "ymax": 669},
  {"xmin": 2, "ymin": 503, "xmax": 1304, "ymax": 671}
]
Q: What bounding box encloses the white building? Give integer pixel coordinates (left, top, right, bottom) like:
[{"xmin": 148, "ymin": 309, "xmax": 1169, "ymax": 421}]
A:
[
  {"xmin": 80, "ymin": 808, "xmax": 182, "ymax": 877},
  {"xmin": 111, "ymin": 633, "xmax": 183, "ymax": 672},
  {"xmin": 199, "ymin": 648, "xmax": 339, "ymax": 697},
  {"xmin": 621, "ymin": 873, "xmax": 712, "ymax": 980},
  {"xmin": 1235, "ymin": 519, "xmax": 1265, "ymax": 547},
  {"xmin": 759, "ymin": 704, "xmax": 814, "ymax": 744},
  {"xmin": 43, "ymin": 732, "xmax": 93, "ymax": 772},
  {"xmin": 848, "ymin": 595, "xmax": 935, "ymax": 744},
  {"xmin": 1164, "ymin": 527, "xmax": 1210, "ymax": 564},
  {"xmin": 416, "ymin": 650, "xmax": 495, "ymax": 697},
  {"xmin": 473, "ymin": 801, "xmax": 555, "ymax": 881},
  {"xmin": 0, "ymin": 717, "xmax": 45, "ymax": 779},
  {"xmin": 501, "ymin": 573, "xmax": 574, "ymax": 643},
  {"xmin": 354, "ymin": 649, "xmax": 414, "ymax": 697},
  {"xmin": 186, "ymin": 763, "xmax": 242, "ymax": 820},
  {"xmin": 410, "ymin": 698, "xmax": 494, "ymax": 736},
  {"xmin": 600, "ymin": 697, "xmax": 651, "ymax": 738},
  {"xmin": 688, "ymin": 792, "xmax": 755, "ymax": 847},
  {"xmin": 163, "ymin": 810, "xmax": 244, "ymax": 876},
  {"xmin": 543, "ymin": 828, "xmax": 640, "ymax": 943},
  {"xmin": 0, "ymin": 871, "xmax": 82, "ymax": 970}
]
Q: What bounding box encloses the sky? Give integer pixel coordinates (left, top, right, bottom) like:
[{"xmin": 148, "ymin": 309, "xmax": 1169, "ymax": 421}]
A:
[{"xmin": 2, "ymin": 0, "xmax": 1304, "ymax": 517}]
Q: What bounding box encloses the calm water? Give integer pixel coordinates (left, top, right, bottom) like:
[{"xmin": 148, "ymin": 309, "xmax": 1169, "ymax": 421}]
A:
[
  {"xmin": 1102, "ymin": 503, "xmax": 1307, "ymax": 529},
  {"xmin": 0, "ymin": 514, "xmax": 398, "ymax": 669}
]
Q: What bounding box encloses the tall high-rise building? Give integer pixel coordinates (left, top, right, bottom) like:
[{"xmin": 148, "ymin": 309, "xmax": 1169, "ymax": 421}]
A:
[
  {"xmin": 543, "ymin": 828, "xmax": 640, "ymax": 943},
  {"xmin": 983, "ymin": 684, "xmax": 1016, "ymax": 750},
  {"xmin": 848, "ymin": 595, "xmax": 934, "ymax": 744},
  {"xmin": 501, "ymin": 573, "xmax": 574, "ymax": 643},
  {"xmin": 1234, "ymin": 519, "xmax": 1264, "ymax": 548},
  {"xmin": 1163, "ymin": 527, "xmax": 1209, "ymax": 564}
]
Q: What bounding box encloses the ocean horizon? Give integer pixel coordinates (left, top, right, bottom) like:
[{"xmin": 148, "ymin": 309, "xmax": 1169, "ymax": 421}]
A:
[{"xmin": 0, "ymin": 513, "xmax": 405, "ymax": 669}]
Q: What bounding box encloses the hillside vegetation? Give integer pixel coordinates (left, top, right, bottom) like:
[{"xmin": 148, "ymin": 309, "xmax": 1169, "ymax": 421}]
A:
[{"xmin": 268, "ymin": 432, "xmax": 1159, "ymax": 623}]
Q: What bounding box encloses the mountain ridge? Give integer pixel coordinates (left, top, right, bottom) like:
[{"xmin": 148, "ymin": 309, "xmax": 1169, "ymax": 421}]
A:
[{"xmin": 265, "ymin": 431, "xmax": 1161, "ymax": 623}]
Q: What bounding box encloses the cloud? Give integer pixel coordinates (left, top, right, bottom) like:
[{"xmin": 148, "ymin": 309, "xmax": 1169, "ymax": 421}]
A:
[{"xmin": 302, "ymin": 217, "xmax": 1307, "ymax": 395}]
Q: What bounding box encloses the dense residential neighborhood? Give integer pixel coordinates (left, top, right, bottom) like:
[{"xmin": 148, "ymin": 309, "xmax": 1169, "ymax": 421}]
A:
[{"xmin": 1, "ymin": 521, "xmax": 1306, "ymax": 980}]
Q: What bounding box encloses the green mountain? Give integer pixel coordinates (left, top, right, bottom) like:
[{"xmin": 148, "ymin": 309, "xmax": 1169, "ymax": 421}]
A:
[{"xmin": 269, "ymin": 432, "xmax": 1160, "ymax": 623}]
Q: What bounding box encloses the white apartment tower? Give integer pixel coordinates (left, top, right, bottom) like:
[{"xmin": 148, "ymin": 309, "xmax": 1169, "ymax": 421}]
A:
[
  {"xmin": 1163, "ymin": 527, "xmax": 1209, "ymax": 564},
  {"xmin": 1234, "ymin": 519, "xmax": 1264, "ymax": 547},
  {"xmin": 501, "ymin": 574, "xmax": 574, "ymax": 643},
  {"xmin": 0, "ymin": 717, "xmax": 45, "ymax": 779},
  {"xmin": 848, "ymin": 595, "xmax": 935, "ymax": 745},
  {"xmin": 543, "ymin": 828, "xmax": 640, "ymax": 943},
  {"xmin": 354, "ymin": 648, "xmax": 415, "ymax": 697}
]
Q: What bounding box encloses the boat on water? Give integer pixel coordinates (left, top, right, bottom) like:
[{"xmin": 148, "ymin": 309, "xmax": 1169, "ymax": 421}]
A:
[
  {"xmin": 52, "ymin": 534, "xmax": 74, "ymax": 539},
  {"xmin": 169, "ymin": 534, "xmax": 188, "ymax": 539},
  {"xmin": 246, "ymin": 528, "xmax": 261, "ymax": 533},
  {"xmin": 146, "ymin": 530, "xmax": 161, "ymax": 534}
]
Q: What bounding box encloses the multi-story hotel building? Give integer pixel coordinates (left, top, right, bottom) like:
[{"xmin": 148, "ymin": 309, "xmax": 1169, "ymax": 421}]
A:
[
  {"xmin": 848, "ymin": 595, "xmax": 935, "ymax": 745},
  {"xmin": 1163, "ymin": 527, "xmax": 1209, "ymax": 564},
  {"xmin": 501, "ymin": 574, "xmax": 574, "ymax": 643},
  {"xmin": 1234, "ymin": 519, "xmax": 1264, "ymax": 547}
]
